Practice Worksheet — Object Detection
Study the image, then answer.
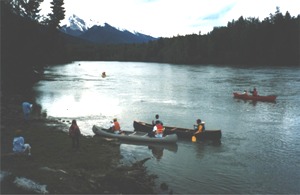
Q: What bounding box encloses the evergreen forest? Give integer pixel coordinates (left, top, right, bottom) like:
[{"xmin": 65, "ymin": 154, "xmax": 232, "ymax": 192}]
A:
[{"xmin": 1, "ymin": 0, "xmax": 299, "ymax": 89}]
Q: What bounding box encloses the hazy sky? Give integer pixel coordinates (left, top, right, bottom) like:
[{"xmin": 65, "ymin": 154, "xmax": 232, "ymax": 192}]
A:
[{"xmin": 41, "ymin": 0, "xmax": 299, "ymax": 38}]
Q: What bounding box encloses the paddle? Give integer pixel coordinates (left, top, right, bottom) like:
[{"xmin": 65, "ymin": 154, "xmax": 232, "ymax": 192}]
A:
[
  {"xmin": 170, "ymin": 128, "xmax": 177, "ymax": 131},
  {"xmin": 192, "ymin": 130, "xmax": 201, "ymax": 142},
  {"xmin": 192, "ymin": 124, "xmax": 204, "ymax": 142},
  {"xmin": 192, "ymin": 135, "xmax": 196, "ymax": 142}
]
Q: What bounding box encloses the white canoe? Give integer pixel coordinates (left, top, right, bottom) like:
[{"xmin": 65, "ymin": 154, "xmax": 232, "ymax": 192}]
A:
[{"xmin": 92, "ymin": 125, "xmax": 177, "ymax": 144}]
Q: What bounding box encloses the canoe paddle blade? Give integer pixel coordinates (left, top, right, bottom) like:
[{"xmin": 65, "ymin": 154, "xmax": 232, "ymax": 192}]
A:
[{"xmin": 192, "ymin": 136, "xmax": 196, "ymax": 142}]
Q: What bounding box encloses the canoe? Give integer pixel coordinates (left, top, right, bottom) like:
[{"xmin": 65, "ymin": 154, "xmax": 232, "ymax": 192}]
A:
[
  {"xmin": 233, "ymin": 92, "xmax": 276, "ymax": 102},
  {"xmin": 92, "ymin": 125, "xmax": 177, "ymax": 144},
  {"xmin": 133, "ymin": 120, "xmax": 222, "ymax": 140}
]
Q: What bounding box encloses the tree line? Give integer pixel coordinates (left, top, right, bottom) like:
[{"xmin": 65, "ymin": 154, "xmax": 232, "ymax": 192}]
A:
[
  {"xmin": 1, "ymin": 1, "xmax": 299, "ymax": 89},
  {"xmin": 70, "ymin": 7, "xmax": 299, "ymax": 67}
]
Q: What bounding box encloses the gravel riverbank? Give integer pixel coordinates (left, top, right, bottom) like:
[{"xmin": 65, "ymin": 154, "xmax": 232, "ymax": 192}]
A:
[{"xmin": 1, "ymin": 90, "xmax": 160, "ymax": 194}]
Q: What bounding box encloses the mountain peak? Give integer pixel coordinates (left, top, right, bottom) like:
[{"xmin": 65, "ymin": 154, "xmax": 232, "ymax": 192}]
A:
[{"xmin": 60, "ymin": 15, "xmax": 157, "ymax": 44}]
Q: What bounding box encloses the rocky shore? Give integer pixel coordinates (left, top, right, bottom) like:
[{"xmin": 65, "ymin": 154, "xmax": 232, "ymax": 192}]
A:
[{"xmin": 0, "ymin": 90, "xmax": 164, "ymax": 194}]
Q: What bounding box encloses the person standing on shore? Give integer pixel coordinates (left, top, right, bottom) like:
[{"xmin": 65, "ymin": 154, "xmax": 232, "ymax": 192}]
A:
[
  {"xmin": 69, "ymin": 120, "xmax": 81, "ymax": 149},
  {"xmin": 13, "ymin": 130, "xmax": 31, "ymax": 156},
  {"xmin": 22, "ymin": 102, "xmax": 33, "ymax": 121}
]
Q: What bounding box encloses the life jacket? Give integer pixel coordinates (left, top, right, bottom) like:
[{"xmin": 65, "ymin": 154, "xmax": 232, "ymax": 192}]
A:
[
  {"xmin": 198, "ymin": 124, "xmax": 205, "ymax": 132},
  {"xmin": 113, "ymin": 121, "xmax": 121, "ymax": 131},
  {"xmin": 156, "ymin": 124, "xmax": 164, "ymax": 134}
]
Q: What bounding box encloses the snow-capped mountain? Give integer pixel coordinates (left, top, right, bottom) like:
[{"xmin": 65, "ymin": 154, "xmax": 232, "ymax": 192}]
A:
[
  {"xmin": 60, "ymin": 15, "xmax": 91, "ymax": 36},
  {"xmin": 67, "ymin": 15, "xmax": 89, "ymax": 31},
  {"xmin": 60, "ymin": 15, "xmax": 157, "ymax": 44}
]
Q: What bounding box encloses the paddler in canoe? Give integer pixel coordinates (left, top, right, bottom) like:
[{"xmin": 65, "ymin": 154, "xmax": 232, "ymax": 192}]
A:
[
  {"xmin": 153, "ymin": 120, "xmax": 165, "ymax": 138},
  {"xmin": 194, "ymin": 119, "xmax": 205, "ymax": 134},
  {"xmin": 191, "ymin": 119, "xmax": 206, "ymax": 142},
  {"xmin": 169, "ymin": 118, "xmax": 206, "ymax": 135},
  {"xmin": 109, "ymin": 118, "xmax": 124, "ymax": 134},
  {"xmin": 152, "ymin": 114, "xmax": 163, "ymax": 126},
  {"xmin": 242, "ymin": 90, "xmax": 248, "ymax": 95},
  {"xmin": 250, "ymin": 87, "xmax": 258, "ymax": 96}
]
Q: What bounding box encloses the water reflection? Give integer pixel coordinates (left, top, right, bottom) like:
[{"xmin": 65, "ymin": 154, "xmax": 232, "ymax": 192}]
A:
[
  {"xmin": 120, "ymin": 141, "xmax": 178, "ymax": 162},
  {"xmin": 148, "ymin": 145, "xmax": 164, "ymax": 160}
]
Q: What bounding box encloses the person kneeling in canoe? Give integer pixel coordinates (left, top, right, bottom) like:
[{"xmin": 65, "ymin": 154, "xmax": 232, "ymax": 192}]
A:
[
  {"xmin": 250, "ymin": 87, "xmax": 258, "ymax": 96},
  {"xmin": 152, "ymin": 120, "xmax": 165, "ymax": 138},
  {"xmin": 194, "ymin": 119, "xmax": 205, "ymax": 135},
  {"xmin": 110, "ymin": 118, "xmax": 124, "ymax": 134}
]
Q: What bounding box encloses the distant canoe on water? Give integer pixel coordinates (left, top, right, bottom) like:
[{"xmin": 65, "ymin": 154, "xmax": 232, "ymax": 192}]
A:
[{"xmin": 233, "ymin": 92, "xmax": 277, "ymax": 102}]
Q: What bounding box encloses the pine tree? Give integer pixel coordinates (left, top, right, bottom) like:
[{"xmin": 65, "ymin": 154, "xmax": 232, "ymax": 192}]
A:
[
  {"xmin": 48, "ymin": 0, "xmax": 65, "ymax": 29},
  {"xmin": 23, "ymin": 0, "xmax": 44, "ymax": 21},
  {"xmin": 8, "ymin": 0, "xmax": 43, "ymax": 21}
]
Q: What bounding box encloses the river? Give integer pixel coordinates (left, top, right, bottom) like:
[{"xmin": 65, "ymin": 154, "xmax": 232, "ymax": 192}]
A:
[{"xmin": 33, "ymin": 61, "xmax": 300, "ymax": 194}]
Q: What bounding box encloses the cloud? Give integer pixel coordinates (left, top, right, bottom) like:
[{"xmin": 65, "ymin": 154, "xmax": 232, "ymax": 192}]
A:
[
  {"xmin": 40, "ymin": 0, "xmax": 300, "ymax": 37},
  {"xmin": 202, "ymin": 3, "xmax": 236, "ymax": 21},
  {"xmin": 142, "ymin": 0, "xmax": 158, "ymax": 2}
]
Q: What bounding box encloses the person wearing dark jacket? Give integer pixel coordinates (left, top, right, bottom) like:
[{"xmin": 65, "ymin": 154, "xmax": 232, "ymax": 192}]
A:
[
  {"xmin": 152, "ymin": 114, "xmax": 163, "ymax": 126},
  {"xmin": 69, "ymin": 120, "xmax": 81, "ymax": 149}
]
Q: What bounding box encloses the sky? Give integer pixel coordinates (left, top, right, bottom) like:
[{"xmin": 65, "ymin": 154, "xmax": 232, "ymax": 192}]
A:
[{"xmin": 40, "ymin": 0, "xmax": 299, "ymax": 38}]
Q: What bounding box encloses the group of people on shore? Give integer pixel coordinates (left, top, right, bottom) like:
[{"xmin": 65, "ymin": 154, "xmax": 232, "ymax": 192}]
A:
[
  {"xmin": 15, "ymin": 100, "xmax": 206, "ymax": 156},
  {"xmin": 12, "ymin": 102, "xmax": 34, "ymax": 156},
  {"xmin": 13, "ymin": 102, "xmax": 82, "ymax": 157}
]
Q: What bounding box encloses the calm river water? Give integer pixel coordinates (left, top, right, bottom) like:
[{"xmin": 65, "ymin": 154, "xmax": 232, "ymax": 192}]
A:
[{"xmin": 33, "ymin": 61, "xmax": 300, "ymax": 194}]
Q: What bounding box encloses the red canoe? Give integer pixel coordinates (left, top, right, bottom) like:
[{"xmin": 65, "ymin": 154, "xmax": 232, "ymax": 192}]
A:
[{"xmin": 233, "ymin": 92, "xmax": 277, "ymax": 102}]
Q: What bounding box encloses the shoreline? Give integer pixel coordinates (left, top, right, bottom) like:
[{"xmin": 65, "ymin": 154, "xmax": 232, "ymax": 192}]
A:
[{"xmin": 1, "ymin": 90, "xmax": 160, "ymax": 194}]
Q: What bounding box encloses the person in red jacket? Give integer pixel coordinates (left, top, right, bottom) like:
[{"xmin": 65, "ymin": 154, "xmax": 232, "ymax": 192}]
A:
[
  {"xmin": 153, "ymin": 120, "xmax": 164, "ymax": 138},
  {"xmin": 69, "ymin": 120, "xmax": 81, "ymax": 149},
  {"xmin": 110, "ymin": 118, "xmax": 123, "ymax": 134}
]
